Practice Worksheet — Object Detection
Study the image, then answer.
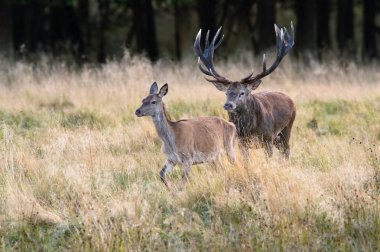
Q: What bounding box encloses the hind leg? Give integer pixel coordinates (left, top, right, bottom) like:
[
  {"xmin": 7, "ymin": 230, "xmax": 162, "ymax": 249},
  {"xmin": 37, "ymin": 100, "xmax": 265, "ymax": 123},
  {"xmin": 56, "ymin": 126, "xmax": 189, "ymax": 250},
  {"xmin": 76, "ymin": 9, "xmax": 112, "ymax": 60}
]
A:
[
  {"xmin": 278, "ymin": 118, "xmax": 295, "ymax": 159},
  {"xmin": 224, "ymin": 128, "xmax": 237, "ymax": 165},
  {"xmin": 210, "ymin": 158, "xmax": 223, "ymax": 172},
  {"xmin": 181, "ymin": 161, "xmax": 192, "ymax": 185},
  {"xmin": 273, "ymin": 134, "xmax": 284, "ymax": 150},
  {"xmin": 226, "ymin": 138, "xmax": 237, "ymax": 165},
  {"xmin": 273, "ymin": 132, "xmax": 288, "ymax": 158}
]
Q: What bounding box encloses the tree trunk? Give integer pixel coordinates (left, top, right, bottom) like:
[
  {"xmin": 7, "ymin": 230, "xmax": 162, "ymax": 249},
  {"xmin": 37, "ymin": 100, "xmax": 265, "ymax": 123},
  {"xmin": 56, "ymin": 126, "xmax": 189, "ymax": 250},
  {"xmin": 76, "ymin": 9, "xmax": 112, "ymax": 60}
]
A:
[
  {"xmin": 197, "ymin": 0, "xmax": 217, "ymax": 44},
  {"xmin": 131, "ymin": 0, "xmax": 158, "ymax": 61},
  {"xmin": 257, "ymin": 0, "xmax": 276, "ymax": 50},
  {"xmin": 174, "ymin": 2, "xmax": 181, "ymax": 60},
  {"xmin": 0, "ymin": 2, "xmax": 13, "ymax": 56},
  {"xmin": 363, "ymin": 0, "xmax": 378, "ymax": 59},
  {"xmin": 11, "ymin": 4, "xmax": 26, "ymax": 54},
  {"xmin": 233, "ymin": 0, "xmax": 255, "ymax": 53},
  {"xmin": 337, "ymin": 0, "xmax": 354, "ymax": 55},
  {"xmin": 77, "ymin": 0, "xmax": 90, "ymax": 61},
  {"xmin": 49, "ymin": 3, "xmax": 83, "ymax": 59},
  {"xmin": 97, "ymin": 0, "xmax": 110, "ymax": 63},
  {"xmin": 296, "ymin": 0, "xmax": 318, "ymax": 57},
  {"xmin": 317, "ymin": 0, "xmax": 331, "ymax": 53}
]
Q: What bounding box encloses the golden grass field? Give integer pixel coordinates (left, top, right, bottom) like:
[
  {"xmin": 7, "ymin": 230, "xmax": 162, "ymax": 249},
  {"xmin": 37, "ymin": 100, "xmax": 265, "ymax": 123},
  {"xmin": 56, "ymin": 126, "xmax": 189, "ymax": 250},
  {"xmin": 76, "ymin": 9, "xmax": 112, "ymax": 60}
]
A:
[{"xmin": 0, "ymin": 54, "xmax": 379, "ymax": 250}]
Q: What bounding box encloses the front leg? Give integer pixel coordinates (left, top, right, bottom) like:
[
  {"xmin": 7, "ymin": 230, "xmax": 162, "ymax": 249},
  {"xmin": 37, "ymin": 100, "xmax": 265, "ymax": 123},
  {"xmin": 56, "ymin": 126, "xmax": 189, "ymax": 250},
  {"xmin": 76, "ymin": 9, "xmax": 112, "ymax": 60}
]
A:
[
  {"xmin": 264, "ymin": 141, "xmax": 273, "ymax": 158},
  {"xmin": 159, "ymin": 160, "xmax": 174, "ymax": 188},
  {"xmin": 239, "ymin": 141, "xmax": 250, "ymax": 166}
]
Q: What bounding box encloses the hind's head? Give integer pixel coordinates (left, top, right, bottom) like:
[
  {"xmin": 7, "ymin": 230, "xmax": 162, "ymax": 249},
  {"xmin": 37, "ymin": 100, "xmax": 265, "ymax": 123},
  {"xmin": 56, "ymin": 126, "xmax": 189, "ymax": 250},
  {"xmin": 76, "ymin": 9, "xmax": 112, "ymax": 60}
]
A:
[{"xmin": 135, "ymin": 82, "xmax": 168, "ymax": 117}]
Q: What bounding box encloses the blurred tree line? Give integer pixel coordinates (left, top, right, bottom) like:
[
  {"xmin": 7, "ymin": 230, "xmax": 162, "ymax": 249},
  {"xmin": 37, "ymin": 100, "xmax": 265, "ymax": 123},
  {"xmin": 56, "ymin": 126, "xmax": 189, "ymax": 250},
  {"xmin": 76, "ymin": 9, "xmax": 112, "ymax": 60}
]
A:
[{"xmin": 0, "ymin": 0, "xmax": 379, "ymax": 63}]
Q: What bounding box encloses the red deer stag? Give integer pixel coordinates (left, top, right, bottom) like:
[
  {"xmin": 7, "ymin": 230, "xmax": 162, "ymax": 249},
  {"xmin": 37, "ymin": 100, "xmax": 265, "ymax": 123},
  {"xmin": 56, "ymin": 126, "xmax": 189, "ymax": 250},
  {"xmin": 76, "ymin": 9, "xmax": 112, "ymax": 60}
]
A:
[
  {"xmin": 194, "ymin": 23, "xmax": 296, "ymax": 159},
  {"xmin": 135, "ymin": 82, "xmax": 237, "ymax": 187}
]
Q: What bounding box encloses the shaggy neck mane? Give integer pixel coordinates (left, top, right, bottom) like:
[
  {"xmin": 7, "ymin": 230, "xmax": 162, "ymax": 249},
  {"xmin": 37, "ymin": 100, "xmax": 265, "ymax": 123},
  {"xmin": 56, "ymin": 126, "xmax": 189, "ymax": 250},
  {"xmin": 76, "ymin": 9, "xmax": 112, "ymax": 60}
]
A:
[
  {"xmin": 229, "ymin": 95, "xmax": 262, "ymax": 138},
  {"xmin": 152, "ymin": 103, "xmax": 176, "ymax": 153}
]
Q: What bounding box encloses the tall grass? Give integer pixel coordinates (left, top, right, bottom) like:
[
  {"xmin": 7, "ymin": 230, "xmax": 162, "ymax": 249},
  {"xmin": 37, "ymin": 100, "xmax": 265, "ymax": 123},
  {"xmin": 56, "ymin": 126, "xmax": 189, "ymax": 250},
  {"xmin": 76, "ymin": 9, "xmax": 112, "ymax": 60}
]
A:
[{"xmin": 0, "ymin": 54, "xmax": 379, "ymax": 250}]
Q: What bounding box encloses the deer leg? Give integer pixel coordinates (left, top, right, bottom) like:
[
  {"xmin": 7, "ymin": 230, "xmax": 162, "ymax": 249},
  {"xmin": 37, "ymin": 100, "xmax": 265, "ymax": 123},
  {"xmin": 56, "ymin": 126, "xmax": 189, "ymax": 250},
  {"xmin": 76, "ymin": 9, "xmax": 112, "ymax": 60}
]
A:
[
  {"xmin": 181, "ymin": 161, "xmax": 192, "ymax": 185},
  {"xmin": 226, "ymin": 141, "xmax": 237, "ymax": 165},
  {"xmin": 273, "ymin": 133, "xmax": 284, "ymax": 150},
  {"xmin": 210, "ymin": 159, "xmax": 222, "ymax": 171},
  {"xmin": 224, "ymin": 129, "xmax": 237, "ymax": 165},
  {"xmin": 238, "ymin": 142, "xmax": 250, "ymax": 166},
  {"xmin": 264, "ymin": 140, "xmax": 273, "ymax": 158},
  {"xmin": 279, "ymin": 120, "xmax": 294, "ymax": 160},
  {"xmin": 280, "ymin": 129, "xmax": 291, "ymax": 159},
  {"xmin": 274, "ymin": 132, "xmax": 289, "ymax": 159},
  {"xmin": 280, "ymin": 111, "xmax": 296, "ymax": 160},
  {"xmin": 159, "ymin": 160, "xmax": 174, "ymax": 188}
]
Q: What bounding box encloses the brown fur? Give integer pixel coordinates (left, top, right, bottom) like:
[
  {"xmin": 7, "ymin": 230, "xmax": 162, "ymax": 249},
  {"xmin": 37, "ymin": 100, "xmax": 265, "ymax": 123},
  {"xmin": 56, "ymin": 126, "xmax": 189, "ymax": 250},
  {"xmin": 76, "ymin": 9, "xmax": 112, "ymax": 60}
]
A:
[
  {"xmin": 194, "ymin": 23, "xmax": 296, "ymax": 159},
  {"xmin": 136, "ymin": 83, "xmax": 236, "ymax": 187},
  {"xmin": 228, "ymin": 89, "xmax": 296, "ymax": 158}
]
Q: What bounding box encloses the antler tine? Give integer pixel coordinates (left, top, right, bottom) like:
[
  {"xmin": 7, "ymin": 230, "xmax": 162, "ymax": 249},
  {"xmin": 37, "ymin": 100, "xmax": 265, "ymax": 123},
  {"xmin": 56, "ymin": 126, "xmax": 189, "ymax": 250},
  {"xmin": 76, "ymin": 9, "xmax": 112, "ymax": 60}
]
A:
[
  {"xmin": 193, "ymin": 27, "xmax": 232, "ymax": 84},
  {"xmin": 194, "ymin": 29, "xmax": 203, "ymax": 57},
  {"xmin": 198, "ymin": 58, "xmax": 213, "ymax": 76},
  {"xmin": 262, "ymin": 54, "xmax": 267, "ymax": 72},
  {"xmin": 241, "ymin": 22, "xmax": 295, "ymax": 84},
  {"xmin": 285, "ymin": 21, "xmax": 295, "ymax": 54},
  {"xmin": 212, "ymin": 27, "xmax": 223, "ymax": 49},
  {"xmin": 205, "ymin": 30, "xmax": 210, "ymax": 49}
]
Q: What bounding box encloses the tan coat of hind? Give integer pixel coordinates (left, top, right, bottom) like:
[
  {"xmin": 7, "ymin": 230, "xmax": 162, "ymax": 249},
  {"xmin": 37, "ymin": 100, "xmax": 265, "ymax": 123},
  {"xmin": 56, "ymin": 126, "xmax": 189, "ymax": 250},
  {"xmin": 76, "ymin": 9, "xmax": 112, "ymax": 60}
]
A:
[
  {"xmin": 168, "ymin": 117, "xmax": 236, "ymax": 165},
  {"xmin": 135, "ymin": 83, "xmax": 236, "ymax": 188}
]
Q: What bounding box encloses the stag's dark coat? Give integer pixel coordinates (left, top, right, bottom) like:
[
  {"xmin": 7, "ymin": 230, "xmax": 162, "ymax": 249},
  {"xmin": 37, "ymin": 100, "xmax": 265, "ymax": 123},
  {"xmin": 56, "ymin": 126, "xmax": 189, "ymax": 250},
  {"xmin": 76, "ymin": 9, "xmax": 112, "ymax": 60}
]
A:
[
  {"xmin": 194, "ymin": 22, "xmax": 296, "ymax": 159},
  {"xmin": 228, "ymin": 91, "xmax": 296, "ymax": 157}
]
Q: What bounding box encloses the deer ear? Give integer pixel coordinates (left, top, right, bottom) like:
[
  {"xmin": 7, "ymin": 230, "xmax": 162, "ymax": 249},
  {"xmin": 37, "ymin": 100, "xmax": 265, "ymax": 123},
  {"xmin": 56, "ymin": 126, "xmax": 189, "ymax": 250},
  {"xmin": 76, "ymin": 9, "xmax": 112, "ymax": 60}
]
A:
[
  {"xmin": 158, "ymin": 83, "xmax": 168, "ymax": 97},
  {"xmin": 212, "ymin": 82, "xmax": 229, "ymax": 92},
  {"xmin": 150, "ymin": 82, "xmax": 158, "ymax": 94},
  {"xmin": 246, "ymin": 80, "xmax": 262, "ymax": 91}
]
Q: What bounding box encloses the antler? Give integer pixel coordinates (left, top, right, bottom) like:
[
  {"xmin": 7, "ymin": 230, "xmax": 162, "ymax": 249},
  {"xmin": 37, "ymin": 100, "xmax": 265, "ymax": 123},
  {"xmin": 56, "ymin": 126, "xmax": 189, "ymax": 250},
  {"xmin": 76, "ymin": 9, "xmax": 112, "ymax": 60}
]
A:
[
  {"xmin": 194, "ymin": 27, "xmax": 232, "ymax": 85},
  {"xmin": 241, "ymin": 21, "xmax": 295, "ymax": 84}
]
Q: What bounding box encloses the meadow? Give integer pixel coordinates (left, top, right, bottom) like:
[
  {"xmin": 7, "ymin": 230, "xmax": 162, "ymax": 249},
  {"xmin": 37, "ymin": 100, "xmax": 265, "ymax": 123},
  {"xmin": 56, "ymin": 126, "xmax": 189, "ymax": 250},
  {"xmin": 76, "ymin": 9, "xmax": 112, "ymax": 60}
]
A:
[{"xmin": 0, "ymin": 53, "xmax": 379, "ymax": 251}]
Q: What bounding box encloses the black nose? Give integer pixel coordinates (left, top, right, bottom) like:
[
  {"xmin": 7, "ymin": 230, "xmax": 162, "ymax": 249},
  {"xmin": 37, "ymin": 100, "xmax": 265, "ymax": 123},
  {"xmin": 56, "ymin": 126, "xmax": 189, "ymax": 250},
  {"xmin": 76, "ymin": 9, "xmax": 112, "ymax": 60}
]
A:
[
  {"xmin": 135, "ymin": 109, "xmax": 141, "ymax": 116},
  {"xmin": 224, "ymin": 103, "xmax": 233, "ymax": 110}
]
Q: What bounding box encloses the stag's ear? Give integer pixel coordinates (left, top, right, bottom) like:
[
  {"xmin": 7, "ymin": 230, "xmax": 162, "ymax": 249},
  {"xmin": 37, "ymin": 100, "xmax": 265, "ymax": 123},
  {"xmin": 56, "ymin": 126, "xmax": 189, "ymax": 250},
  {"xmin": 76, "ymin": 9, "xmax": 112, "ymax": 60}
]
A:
[
  {"xmin": 158, "ymin": 83, "xmax": 169, "ymax": 97},
  {"xmin": 246, "ymin": 80, "xmax": 262, "ymax": 92},
  {"xmin": 212, "ymin": 82, "xmax": 229, "ymax": 92},
  {"xmin": 150, "ymin": 82, "xmax": 158, "ymax": 94}
]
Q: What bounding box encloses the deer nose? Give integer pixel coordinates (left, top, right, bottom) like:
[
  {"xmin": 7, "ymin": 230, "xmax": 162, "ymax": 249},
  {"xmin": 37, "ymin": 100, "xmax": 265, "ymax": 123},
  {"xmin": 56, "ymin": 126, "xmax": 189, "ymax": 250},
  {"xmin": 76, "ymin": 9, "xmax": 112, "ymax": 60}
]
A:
[
  {"xmin": 223, "ymin": 103, "xmax": 233, "ymax": 111},
  {"xmin": 135, "ymin": 109, "xmax": 142, "ymax": 116}
]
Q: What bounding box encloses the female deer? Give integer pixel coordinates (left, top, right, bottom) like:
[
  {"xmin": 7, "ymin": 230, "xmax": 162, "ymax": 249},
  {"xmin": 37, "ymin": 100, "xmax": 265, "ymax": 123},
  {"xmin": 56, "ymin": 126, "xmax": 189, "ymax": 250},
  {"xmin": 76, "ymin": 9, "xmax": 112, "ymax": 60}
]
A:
[{"xmin": 135, "ymin": 82, "xmax": 236, "ymax": 187}]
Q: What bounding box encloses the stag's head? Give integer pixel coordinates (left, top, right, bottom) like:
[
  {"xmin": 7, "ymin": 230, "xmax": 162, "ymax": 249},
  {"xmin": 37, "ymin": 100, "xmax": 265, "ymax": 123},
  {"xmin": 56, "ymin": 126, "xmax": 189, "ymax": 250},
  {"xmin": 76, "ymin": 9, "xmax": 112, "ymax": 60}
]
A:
[
  {"xmin": 194, "ymin": 23, "xmax": 294, "ymax": 113},
  {"xmin": 135, "ymin": 82, "xmax": 168, "ymax": 117}
]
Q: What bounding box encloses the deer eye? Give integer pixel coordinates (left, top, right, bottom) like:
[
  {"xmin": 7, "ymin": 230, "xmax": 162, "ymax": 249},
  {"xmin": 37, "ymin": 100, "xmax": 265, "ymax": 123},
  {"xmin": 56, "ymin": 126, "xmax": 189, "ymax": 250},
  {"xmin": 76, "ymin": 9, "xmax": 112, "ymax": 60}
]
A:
[
  {"xmin": 239, "ymin": 92, "xmax": 245, "ymax": 97},
  {"xmin": 151, "ymin": 101, "xmax": 156, "ymax": 104}
]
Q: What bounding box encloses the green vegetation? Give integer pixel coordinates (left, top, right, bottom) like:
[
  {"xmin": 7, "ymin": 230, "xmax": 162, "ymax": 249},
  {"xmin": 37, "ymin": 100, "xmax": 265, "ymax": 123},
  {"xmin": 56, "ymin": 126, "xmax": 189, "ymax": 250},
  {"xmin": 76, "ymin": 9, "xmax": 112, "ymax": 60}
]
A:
[
  {"xmin": 0, "ymin": 59, "xmax": 379, "ymax": 251},
  {"xmin": 61, "ymin": 111, "xmax": 107, "ymax": 129}
]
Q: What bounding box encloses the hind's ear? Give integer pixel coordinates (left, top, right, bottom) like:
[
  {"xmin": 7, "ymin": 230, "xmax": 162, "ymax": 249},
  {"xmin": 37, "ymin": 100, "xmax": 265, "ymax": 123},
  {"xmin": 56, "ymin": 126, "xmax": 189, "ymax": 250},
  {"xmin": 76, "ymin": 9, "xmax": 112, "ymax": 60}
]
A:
[
  {"xmin": 150, "ymin": 82, "xmax": 158, "ymax": 94},
  {"xmin": 246, "ymin": 80, "xmax": 262, "ymax": 91},
  {"xmin": 158, "ymin": 83, "xmax": 168, "ymax": 97}
]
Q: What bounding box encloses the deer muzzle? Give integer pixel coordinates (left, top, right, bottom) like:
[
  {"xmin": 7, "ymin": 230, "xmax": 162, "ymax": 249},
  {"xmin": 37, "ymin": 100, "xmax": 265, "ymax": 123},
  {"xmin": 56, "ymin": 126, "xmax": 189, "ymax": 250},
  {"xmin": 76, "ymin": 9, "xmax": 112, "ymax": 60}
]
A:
[
  {"xmin": 135, "ymin": 109, "xmax": 144, "ymax": 117},
  {"xmin": 223, "ymin": 102, "xmax": 236, "ymax": 112}
]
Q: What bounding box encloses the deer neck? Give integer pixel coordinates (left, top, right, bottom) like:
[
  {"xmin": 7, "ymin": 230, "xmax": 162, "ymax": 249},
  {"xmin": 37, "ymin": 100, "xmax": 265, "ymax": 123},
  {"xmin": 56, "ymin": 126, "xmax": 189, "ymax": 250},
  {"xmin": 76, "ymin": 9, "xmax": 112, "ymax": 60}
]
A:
[
  {"xmin": 152, "ymin": 103, "xmax": 176, "ymax": 153},
  {"xmin": 229, "ymin": 94, "xmax": 261, "ymax": 132}
]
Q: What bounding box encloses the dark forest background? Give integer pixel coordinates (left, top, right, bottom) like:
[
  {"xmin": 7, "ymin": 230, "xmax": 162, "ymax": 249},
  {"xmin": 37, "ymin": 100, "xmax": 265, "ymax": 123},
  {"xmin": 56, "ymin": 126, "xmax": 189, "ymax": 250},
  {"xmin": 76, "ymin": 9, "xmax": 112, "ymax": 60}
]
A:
[{"xmin": 0, "ymin": 0, "xmax": 379, "ymax": 64}]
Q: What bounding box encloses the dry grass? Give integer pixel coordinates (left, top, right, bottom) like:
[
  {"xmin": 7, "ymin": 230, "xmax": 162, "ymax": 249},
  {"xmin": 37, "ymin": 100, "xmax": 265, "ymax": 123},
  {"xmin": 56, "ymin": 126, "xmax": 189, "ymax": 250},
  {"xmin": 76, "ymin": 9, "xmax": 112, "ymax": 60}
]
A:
[{"xmin": 0, "ymin": 54, "xmax": 379, "ymax": 251}]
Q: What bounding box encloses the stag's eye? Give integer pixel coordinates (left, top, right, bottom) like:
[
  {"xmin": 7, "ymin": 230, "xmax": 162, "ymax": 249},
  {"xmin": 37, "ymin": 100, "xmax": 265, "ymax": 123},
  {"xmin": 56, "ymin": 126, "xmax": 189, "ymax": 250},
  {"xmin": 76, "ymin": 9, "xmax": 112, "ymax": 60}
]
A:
[
  {"xmin": 151, "ymin": 101, "xmax": 156, "ymax": 104},
  {"xmin": 239, "ymin": 92, "xmax": 245, "ymax": 97}
]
